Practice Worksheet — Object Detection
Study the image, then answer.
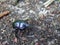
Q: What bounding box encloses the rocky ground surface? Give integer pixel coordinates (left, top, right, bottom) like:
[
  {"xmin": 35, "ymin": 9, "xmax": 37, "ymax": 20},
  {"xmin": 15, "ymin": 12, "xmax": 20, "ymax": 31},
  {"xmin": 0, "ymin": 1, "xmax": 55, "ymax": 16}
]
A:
[{"xmin": 0, "ymin": 0, "xmax": 60, "ymax": 45}]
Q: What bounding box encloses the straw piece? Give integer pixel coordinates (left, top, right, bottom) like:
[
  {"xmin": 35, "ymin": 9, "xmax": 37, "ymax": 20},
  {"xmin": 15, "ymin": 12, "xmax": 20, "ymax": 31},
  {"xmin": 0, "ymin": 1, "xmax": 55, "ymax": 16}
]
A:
[{"xmin": 43, "ymin": 0, "xmax": 54, "ymax": 7}]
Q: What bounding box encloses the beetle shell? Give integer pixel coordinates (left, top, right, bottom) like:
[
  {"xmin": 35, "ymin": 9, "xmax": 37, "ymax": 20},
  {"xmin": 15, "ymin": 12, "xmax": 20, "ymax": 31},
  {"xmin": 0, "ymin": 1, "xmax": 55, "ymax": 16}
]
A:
[{"xmin": 12, "ymin": 20, "xmax": 29, "ymax": 30}]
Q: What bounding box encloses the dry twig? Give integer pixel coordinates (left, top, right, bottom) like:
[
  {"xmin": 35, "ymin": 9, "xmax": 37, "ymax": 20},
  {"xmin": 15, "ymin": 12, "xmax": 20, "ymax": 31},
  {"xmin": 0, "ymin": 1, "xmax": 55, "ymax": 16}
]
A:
[{"xmin": 0, "ymin": 11, "xmax": 10, "ymax": 18}]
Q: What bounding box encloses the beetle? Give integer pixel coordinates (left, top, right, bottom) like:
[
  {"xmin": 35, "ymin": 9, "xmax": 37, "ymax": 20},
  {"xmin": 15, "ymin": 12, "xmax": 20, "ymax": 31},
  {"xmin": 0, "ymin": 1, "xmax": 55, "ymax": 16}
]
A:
[{"xmin": 12, "ymin": 20, "xmax": 30, "ymax": 38}]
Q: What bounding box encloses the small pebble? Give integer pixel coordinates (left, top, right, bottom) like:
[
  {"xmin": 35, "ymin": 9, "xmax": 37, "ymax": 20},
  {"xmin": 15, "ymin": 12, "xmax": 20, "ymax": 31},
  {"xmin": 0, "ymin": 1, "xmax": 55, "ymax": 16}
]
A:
[
  {"xmin": 13, "ymin": 37, "xmax": 18, "ymax": 43},
  {"xmin": 2, "ymin": 41, "xmax": 9, "ymax": 45},
  {"xmin": 21, "ymin": 37, "xmax": 28, "ymax": 41}
]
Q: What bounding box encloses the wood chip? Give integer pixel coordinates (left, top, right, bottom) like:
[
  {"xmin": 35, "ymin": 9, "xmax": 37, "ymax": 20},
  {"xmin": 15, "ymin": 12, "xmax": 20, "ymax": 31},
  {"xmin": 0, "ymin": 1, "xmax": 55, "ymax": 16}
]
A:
[{"xmin": 0, "ymin": 11, "xmax": 10, "ymax": 18}]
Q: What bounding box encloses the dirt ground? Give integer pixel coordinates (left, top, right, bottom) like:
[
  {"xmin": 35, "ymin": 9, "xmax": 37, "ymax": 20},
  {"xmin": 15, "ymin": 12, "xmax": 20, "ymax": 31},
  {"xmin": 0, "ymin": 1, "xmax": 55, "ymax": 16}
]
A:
[{"xmin": 0, "ymin": 0, "xmax": 60, "ymax": 45}]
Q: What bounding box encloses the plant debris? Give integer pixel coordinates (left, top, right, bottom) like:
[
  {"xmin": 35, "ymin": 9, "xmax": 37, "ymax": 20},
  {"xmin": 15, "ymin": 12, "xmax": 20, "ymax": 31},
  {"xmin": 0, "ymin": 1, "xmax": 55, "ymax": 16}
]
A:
[
  {"xmin": 43, "ymin": 0, "xmax": 54, "ymax": 7},
  {"xmin": 0, "ymin": 11, "xmax": 10, "ymax": 18}
]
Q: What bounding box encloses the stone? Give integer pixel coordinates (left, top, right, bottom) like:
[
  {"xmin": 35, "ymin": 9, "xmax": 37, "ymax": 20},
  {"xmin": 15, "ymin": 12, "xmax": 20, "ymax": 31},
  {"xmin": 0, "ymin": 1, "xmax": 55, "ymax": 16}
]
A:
[
  {"xmin": 21, "ymin": 37, "xmax": 28, "ymax": 41},
  {"xmin": 29, "ymin": 10, "xmax": 35, "ymax": 14}
]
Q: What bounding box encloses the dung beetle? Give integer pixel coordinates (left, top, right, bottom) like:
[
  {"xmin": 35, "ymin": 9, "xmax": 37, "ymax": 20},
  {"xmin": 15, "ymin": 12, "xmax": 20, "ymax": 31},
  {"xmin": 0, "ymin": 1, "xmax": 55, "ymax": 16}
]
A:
[
  {"xmin": 12, "ymin": 20, "xmax": 30, "ymax": 38},
  {"xmin": 12, "ymin": 20, "xmax": 29, "ymax": 30}
]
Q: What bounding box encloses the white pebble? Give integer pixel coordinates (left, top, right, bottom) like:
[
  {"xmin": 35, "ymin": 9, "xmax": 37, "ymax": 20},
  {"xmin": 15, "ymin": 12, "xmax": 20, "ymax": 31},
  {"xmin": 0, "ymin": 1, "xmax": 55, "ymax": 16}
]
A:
[{"xmin": 29, "ymin": 10, "xmax": 35, "ymax": 14}]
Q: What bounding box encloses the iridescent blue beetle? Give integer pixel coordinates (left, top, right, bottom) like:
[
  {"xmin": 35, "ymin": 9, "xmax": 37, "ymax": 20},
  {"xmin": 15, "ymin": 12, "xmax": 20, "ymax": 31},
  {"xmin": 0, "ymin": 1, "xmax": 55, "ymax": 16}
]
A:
[
  {"xmin": 12, "ymin": 20, "xmax": 29, "ymax": 30},
  {"xmin": 12, "ymin": 20, "xmax": 30, "ymax": 38}
]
